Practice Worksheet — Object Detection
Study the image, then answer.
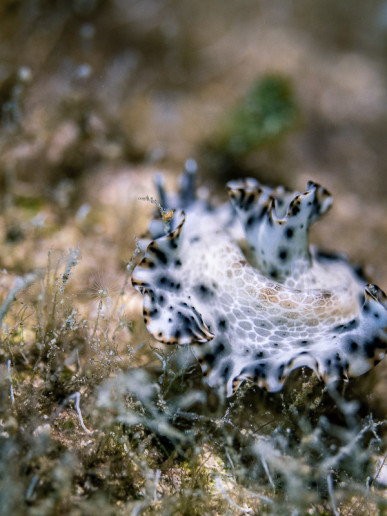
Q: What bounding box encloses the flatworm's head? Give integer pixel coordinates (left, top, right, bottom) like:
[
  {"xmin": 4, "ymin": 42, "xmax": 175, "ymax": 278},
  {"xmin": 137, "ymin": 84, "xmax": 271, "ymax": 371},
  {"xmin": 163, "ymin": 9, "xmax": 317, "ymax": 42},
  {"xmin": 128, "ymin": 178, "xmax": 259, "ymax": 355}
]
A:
[
  {"xmin": 132, "ymin": 172, "xmax": 387, "ymax": 397},
  {"xmin": 227, "ymin": 178, "xmax": 332, "ymax": 282}
]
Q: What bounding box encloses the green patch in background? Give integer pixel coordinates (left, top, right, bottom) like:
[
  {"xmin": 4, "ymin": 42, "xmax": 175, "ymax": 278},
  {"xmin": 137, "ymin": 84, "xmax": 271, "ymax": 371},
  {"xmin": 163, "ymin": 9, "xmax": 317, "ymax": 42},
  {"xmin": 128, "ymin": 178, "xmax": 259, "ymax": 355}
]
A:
[{"xmin": 199, "ymin": 74, "xmax": 299, "ymax": 182}]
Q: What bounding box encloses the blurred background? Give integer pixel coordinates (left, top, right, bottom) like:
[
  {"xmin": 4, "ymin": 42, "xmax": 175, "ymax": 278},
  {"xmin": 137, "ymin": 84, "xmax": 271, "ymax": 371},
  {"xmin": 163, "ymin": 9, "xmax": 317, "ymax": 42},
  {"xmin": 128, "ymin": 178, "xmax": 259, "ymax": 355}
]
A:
[{"xmin": 1, "ymin": 0, "xmax": 387, "ymax": 283}]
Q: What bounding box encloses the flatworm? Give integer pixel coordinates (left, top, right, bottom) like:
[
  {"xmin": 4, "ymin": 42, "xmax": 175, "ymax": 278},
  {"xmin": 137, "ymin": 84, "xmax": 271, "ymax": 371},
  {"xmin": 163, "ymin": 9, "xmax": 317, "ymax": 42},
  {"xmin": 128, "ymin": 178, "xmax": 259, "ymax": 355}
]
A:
[{"xmin": 132, "ymin": 170, "xmax": 387, "ymax": 396}]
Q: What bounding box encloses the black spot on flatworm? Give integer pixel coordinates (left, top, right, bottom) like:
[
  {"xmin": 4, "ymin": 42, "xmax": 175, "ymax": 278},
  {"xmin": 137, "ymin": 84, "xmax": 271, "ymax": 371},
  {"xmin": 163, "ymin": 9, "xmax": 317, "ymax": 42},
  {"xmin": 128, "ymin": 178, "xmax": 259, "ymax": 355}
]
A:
[
  {"xmin": 204, "ymin": 353, "xmax": 215, "ymax": 365},
  {"xmin": 218, "ymin": 318, "xmax": 228, "ymax": 331},
  {"xmin": 194, "ymin": 284, "xmax": 215, "ymax": 300},
  {"xmin": 151, "ymin": 247, "xmax": 168, "ymax": 264},
  {"xmin": 348, "ymin": 340, "xmax": 358, "ymax": 352},
  {"xmin": 285, "ymin": 228, "xmax": 294, "ymax": 238},
  {"xmin": 278, "ymin": 249, "xmax": 288, "ymax": 261}
]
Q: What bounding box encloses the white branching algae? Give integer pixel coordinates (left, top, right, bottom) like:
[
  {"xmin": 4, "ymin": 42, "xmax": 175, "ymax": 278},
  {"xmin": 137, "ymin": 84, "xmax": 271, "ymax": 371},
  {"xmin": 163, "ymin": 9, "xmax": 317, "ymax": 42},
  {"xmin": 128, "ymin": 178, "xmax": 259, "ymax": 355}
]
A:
[{"xmin": 132, "ymin": 170, "xmax": 387, "ymax": 396}]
